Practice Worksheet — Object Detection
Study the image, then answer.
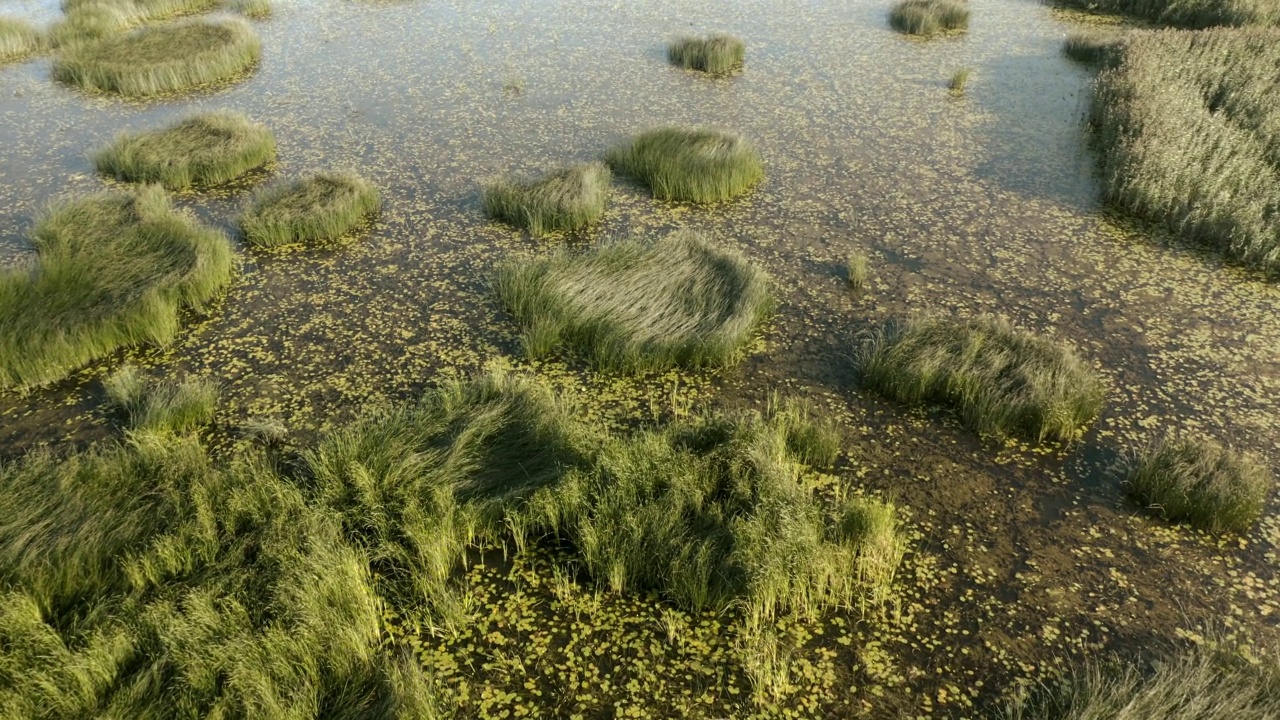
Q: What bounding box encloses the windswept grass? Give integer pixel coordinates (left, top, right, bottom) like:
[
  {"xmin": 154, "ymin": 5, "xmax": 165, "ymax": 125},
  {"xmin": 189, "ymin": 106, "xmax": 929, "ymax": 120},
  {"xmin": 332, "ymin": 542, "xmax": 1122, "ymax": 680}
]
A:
[
  {"xmin": 62, "ymin": 0, "xmax": 221, "ymax": 21},
  {"xmin": 53, "ymin": 17, "xmax": 261, "ymax": 96},
  {"xmin": 667, "ymin": 33, "xmax": 745, "ymax": 73},
  {"xmin": 1120, "ymin": 434, "xmax": 1272, "ymax": 533},
  {"xmin": 494, "ymin": 230, "xmax": 774, "ymax": 372},
  {"xmin": 48, "ymin": 3, "xmax": 141, "ymax": 48},
  {"xmin": 95, "ymin": 111, "xmax": 276, "ymax": 190},
  {"xmin": 104, "ymin": 365, "xmax": 219, "ymax": 433},
  {"xmin": 889, "ymin": 0, "xmax": 970, "ymax": 37},
  {"xmin": 0, "ymin": 372, "xmax": 903, "ymax": 712},
  {"xmin": 0, "ymin": 186, "xmax": 233, "ymax": 392},
  {"xmin": 238, "ymin": 172, "xmax": 381, "ymax": 249},
  {"xmin": 1063, "ymin": 29, "xmax": 1121, "ymax": 62},
  {"xmin": 1051, "ymin": 0, "xmax": 1280, "ymax": 28},
  {"xmin": 855, "ymin": 315, "xmax": 1106, "ymax": 442},
  {"xmin": 606, "ymin": 127, "xmax": 765, "ymax": 203},
  {"xmin": 1001, "ymin": 638, "xmax": 1280, "ymax": 720},
  {"xmin": 1093, "ymin": 29, "xmax": 1280, "ymax": 274},
  {"xmin": 0, "ymin": 17, "xmax": 43, "ymax": 63},
  {"xmin": 481, "ymin": 162, "xmax": 611, "ymax": 237}
]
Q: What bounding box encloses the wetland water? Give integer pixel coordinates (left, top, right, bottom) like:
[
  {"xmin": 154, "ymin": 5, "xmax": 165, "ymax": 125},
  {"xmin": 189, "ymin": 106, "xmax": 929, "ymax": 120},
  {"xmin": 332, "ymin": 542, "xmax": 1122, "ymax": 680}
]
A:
[{"xmin": 2, "ymin": 0, "xmax": 1280, "ymax": 716}]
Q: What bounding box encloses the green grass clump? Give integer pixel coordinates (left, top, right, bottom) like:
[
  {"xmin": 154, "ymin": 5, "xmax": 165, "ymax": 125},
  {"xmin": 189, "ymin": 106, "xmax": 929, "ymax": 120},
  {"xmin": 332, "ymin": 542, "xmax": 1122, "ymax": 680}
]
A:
[
  {"xmin": 0, "ymin": 371, "xmax": 901, "ymax": 712},
  {"xmin": 605, "ymin": 127, "xmax": 765, "ymax": 203},
  {"xmin": 1120, "ymin": 434, "xmax": 1272, "ymax": 533},
  {"xmin": 1063, "ymin": 29, "xmax": 1121, "ymax": 62},
  {"xmin": 104, "ymin": 364, "xmax": 219, "ymax": 433},
  {"xmin": 847, "ymin": 252, "xmax": 870, "ymax": 291},
  {"xmin": 48, "ymin": 3, "xmax": 140, "ymax": 48},
  {"xmin": 889, "ymin": 0, "xmax": 970, "ymax": 36},
  {"xmin": 0, "ymin": 186, "xmax": 233, "ymax": 392},
  {"xmin": 62, "ymin": 0, "xmax": 221, "ymax": 21},
  {"xmin": 855, "ymin": 315, "xmax": 1105, "ymax": 443},
  {"xmin": 667, "ymin": 33, "xmax": 745, "ymax": 73},
  {"xmin": 223, "ymin": 0, "xmax": 271, "ymax": 18},
  {"xmin": 94, "ymin": 112, "xmax": 276, "ymax": 190},
  {"xmin": 1001, "ymin": 639, "xmax": 1280, "ymax": 720},
  {"xmin": 53, "ymin": 17, "xmax": 260, "ymax": 96},
  {"xmin": 0, "ymin": 17, "xmax": 43, "ymax": 63},
  {"xmin": 238, "ymin": 172, "xmax": 381, "ymax": 249},
  {"xmin": 494, "ymin": 230, "xmax": 774, "ymax": 372},
  {"xmin": 482, "ymin": 162, "xmax": 611, "ymax": 237},
  {"xmin": 949, "ymin": 67, "xmax": 971, "ymax": 92},
  {"xmin": 1093, "ymin": 29, "xmax": 1280, "ymax": 273}
]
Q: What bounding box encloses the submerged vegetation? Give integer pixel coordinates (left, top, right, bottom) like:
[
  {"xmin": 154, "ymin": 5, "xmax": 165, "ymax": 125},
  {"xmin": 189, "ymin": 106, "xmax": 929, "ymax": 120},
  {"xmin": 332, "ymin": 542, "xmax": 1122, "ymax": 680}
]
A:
[
  {"xmin": 889, "ymin": 0, "xmax": 970, "ymax": 37},
  {"xmin": 104, "ymin": 365, "xmax": 219, "ymax": 433},
  {"xmin": 1001, "ymin": 639, "xmax": 1280, "ymax": 720},
  {"xmin": 238, "ymin": 172, "xmax": 381, "ymax": 250},
  {"xmin": 0, "ymin": 186, "xmax": 233, "ymax": 392},
  {"xmin": 855, "ymin": 315, "xmax": 1105, "ymax": 442},
  {"xmin": 606, "ymin": 127, "xmax": 765, "ymax": 203},
  {"xmin": 482, "ymin": 162, "xmax": 611, "ymax": 236},
  {"xmin": 53, "ymin": 17, "xmax": 261, "ymax": 96},
  {"xmin": 0, "ymin": 372, "xmax": 903, "ymax": 713},
  {"xmin": 95, "ymin": 111, "xmax": 276, "ymax": 190},
  {"xmin": 494, "ymin": 231, "xmax": 774, "ymax": 372},
  {"xmin": 1121, "ymin": 434, "xmax": 1272, "ymax": 534},
  {"xmin": 667, "ymin": 33, "xmax": 745, "ymax": 74},
  {"xmin": 1093, "ymin": 28, "xmax": 1280, "ymax": 274},
  {"xmin": 0, "ymin": 17, "xmax": 42, "ymax": 63}
]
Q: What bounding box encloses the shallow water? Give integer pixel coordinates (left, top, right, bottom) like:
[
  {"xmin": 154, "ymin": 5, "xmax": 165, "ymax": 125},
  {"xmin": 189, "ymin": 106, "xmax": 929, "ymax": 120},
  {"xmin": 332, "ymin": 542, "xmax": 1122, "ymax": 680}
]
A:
[{"xmin": 2, "ymin": 0, "xmax": 1279, "ymax": 715}]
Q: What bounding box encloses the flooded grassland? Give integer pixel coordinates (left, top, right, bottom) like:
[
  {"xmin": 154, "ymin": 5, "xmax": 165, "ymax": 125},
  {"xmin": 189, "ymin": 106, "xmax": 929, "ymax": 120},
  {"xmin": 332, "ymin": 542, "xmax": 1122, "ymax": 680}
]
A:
[{"xmin": 1, "ymin": 0, "xmax": 1279, "ymax": 716}]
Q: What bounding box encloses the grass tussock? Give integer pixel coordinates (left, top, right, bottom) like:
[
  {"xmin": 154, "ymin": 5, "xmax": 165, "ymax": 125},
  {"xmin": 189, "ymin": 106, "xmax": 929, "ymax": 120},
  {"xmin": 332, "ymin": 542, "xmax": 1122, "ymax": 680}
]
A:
[
  {"xmin": 238, "ymin": 172, "xmax": 381, "ymax": 250},
  {"xmin": 0, "ymin": 17, "xmax": 43, "ymax": 63},
  {"xmin": 53, "ymin": 17, "xmax": 261, "ymax": 96},
  {"xmin": 949, "ymin": 67, "xmax": 971, "ymax": 92},
  {"xmin": 889, "ymin": 0, "xmax": 970, "ymax": 37},
  {"xmin": 223, "ymin": 0, "xmax": 270, "ymax": 18},
  {"xmin": 847, "ymin": 252, "xmax": 870, "ymax": 291},
  {"xmin": 494, "ymin": 230, "xmax": 774, "ymax": 372},
  {"xmin": 1050, "ymin": 0, "xmax": 1280, "ymax": 28},
  {"xmin": 61, "ymin": 0, "xmax": 221, "ymax": 22},
  {"xmin": 855, "ymin": 315, "xmax": 1105, "ymax": 443},
  {"xmin": 1120, "ymin": 434, "xmax": 1272, "ymax": 533},
  {"xmin": 667, "ymin": 33, "xmax": 745, "ymax": 73},
  {"xmin": 1002, "ymin": 638, "xmax": 1280, "ymax": 720},
  {"xmin": 1063, "ymin": 29, "xmax": 1121, "ymax": 62},
  {"xmin": 48, "ymin": 3, "xmax": 141, "ymax": 48},
  {"xmin": 104, "ymin": 365, "xmax": 219, "ymax": 433},
  {"xmin": 481, "ymin": 162, "xmax": 611, "ymax": 237},
  {"xmin": 0, "ymin": 372, "xmax": 902, "ymax": 712},
  {"xmin": 0, "ymin": 186, "xmax": 233, "ymax": 392},
  {"xmin": 606, "ymin": 127, "xmax": 765, "ymax": 203},
  {"xmin": 1093, "ymin": 28, "xmax": 1280, "ymax": 274},
  {"xmin": 95, "ymin": 111, "xmax": 276, "ymax": 190}
]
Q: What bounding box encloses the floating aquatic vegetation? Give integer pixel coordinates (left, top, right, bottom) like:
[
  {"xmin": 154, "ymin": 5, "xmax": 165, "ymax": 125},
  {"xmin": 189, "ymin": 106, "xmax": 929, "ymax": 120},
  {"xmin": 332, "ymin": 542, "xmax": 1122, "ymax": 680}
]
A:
[
  {"xmin": 95, "ymin": 111, "xmax": 276, "ymax": 190},
  {"xmin": 0, "ymin": 186, "xmax": 233, "ymax": 392}
]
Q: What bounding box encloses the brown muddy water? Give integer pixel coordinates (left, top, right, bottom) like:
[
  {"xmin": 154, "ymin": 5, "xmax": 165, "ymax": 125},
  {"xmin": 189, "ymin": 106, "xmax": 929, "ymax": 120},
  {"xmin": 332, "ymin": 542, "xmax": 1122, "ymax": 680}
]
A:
[{"xmin": 2, "ymin": 0, "xmax": 1279, "ymax": 717}]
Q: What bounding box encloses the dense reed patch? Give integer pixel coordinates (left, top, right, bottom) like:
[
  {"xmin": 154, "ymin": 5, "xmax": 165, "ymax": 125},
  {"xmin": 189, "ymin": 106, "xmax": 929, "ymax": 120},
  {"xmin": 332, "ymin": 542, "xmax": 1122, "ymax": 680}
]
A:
[
  {"xmin": 667, "ymin": 33, "xmax": 745, "ymax": 73},
  {"xmin": 53, "ymin": 17, "xmax": 260, "ymax": 96},
  {"xmin": 95, "ymin": 111, "xmax": 276, "ymax": 190},
  {"xmin": 1063, "ymin": 29, "xmax": 1121, "ymax": 62},
  {"xmin": 494, "ymin": 231, "xmax": 774, "ymax": 372},
  {"xmin": 1093, "ymin": 29, "xmax": 1280, "ymax": 273},
  {"xmin": 0, "ymin": 186, "xmax": 233, "ymax": 392},
  {"xmin": 1120, "ymin": 434, "xmax": 1272, "ymax": 533},
  {"xmin": 238, "ymin": 172, "xmax": 381, "ymax": 249},
  {"xmin": 0, "ymin": 17, "xmax": 42, "ymax": 63},
  {"xmin": 0, "ymin": 372, "xmax": 902, "ymax": 712},
  {"xmin": 104, "ymin": 365, "xmax": 219, "ymax": 433},
  {"xmin": 605, "ymin": 127, "xmax": 764, "ymax": 203},
  {"xmin": 855, "ymin": 315, "xmax": 1105, "ymax": 442},
  {"xmin": 889, "ymin": 0, "xmax": 970, "ymax": 37},
  {"xmin": 482, "ymin": 162, "xmax": 611, "ymax": 237},
  {"xmin": 1051, "ymin": 0, "xmax": 1279, "ymax": 28},
  {"xmin": 1001, "ymin": 640, "xmax": 1280, "ymax": 720}
]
